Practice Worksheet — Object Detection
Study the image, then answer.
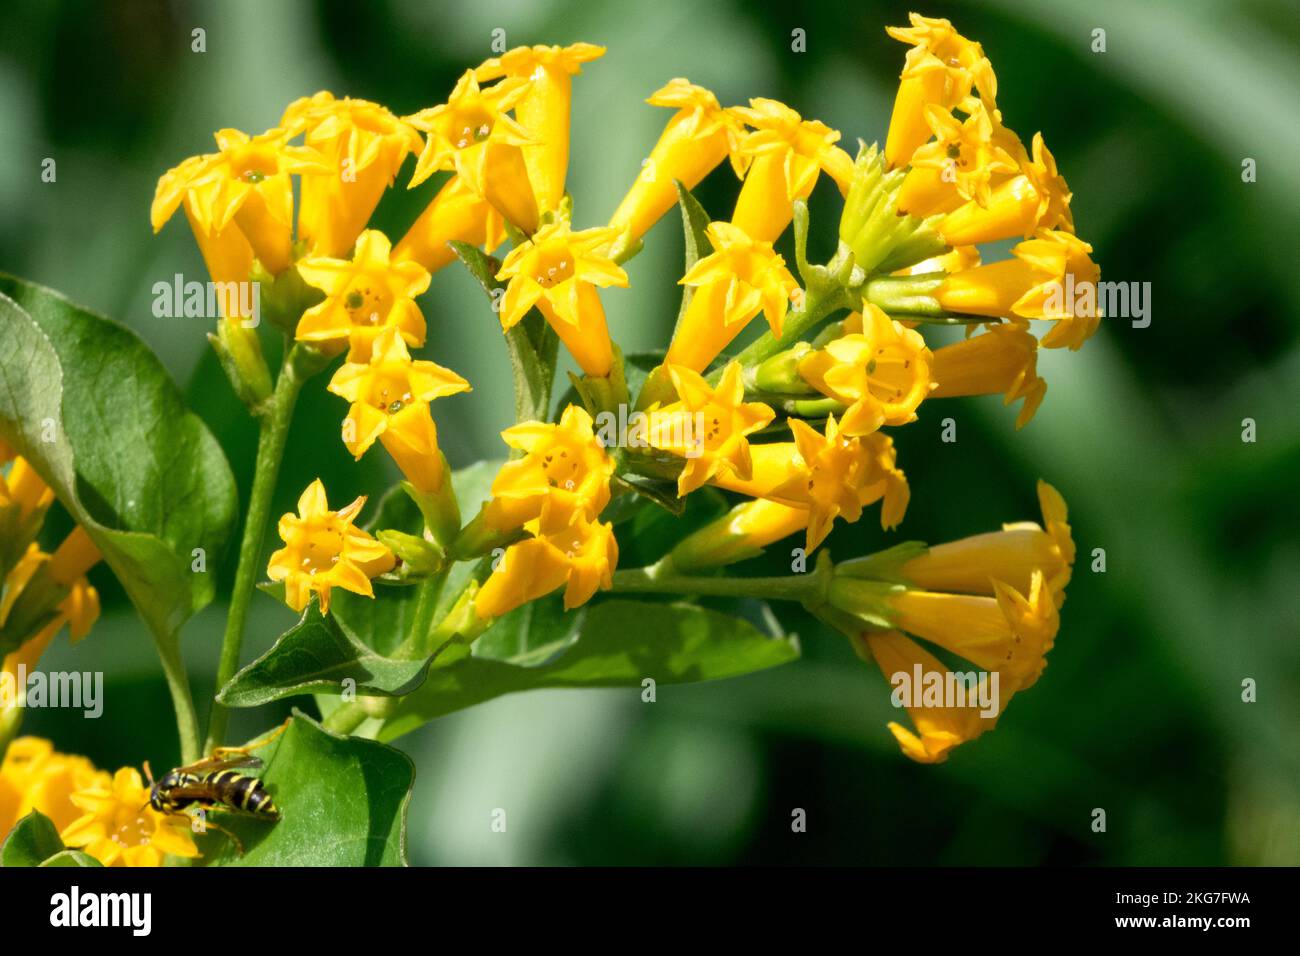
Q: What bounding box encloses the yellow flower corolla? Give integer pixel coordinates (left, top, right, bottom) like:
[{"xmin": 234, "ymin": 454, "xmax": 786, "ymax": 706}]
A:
[
  {"xmin": 938, "ymin": 132, "xmax": 1073, "ymax": 246},
  {"xmin": 608, "ymin": 79, "xmax": 748, "ymax": 245},
  {"xmin": 647, "ymin": 362, "xmax": 774, "ymax": 497},
  {"xmin": 393, "ymin": 174, "xmax": 506, "ymax": 274},
  {"xmin": 730, "ymin": 98, "xmax": 855, "ymax": 242},
  {"xmin": 267, "ymin": 479, "xmax": 395, "ymax": 614},
  {"xmin": 152, "ymin": 127, "xmax": 327, "ymax": 275},
  {"xmin": 282, "ymin": 92, "xmax": 423, "ymax": 258},
  {"xmin": 1, "ymin": 454, "xmax": 54, "ymax": 526},
  {"xmin": 859, "ymin": 630, "xmax": 1002, "ymax": 763},
  {"xmin": 61, "ymin": 766, "xmax": 200, "ymax": 867},
  {"xmin": 406, "ymin": 71, "xmax": 539, "ymax": 234},
  {"xmin": 797, "ymin": 306, "xmax": 934, "ymax": 436},
  {"xmin": 475, "ymin": 42, "xmax": 606, "ymax": 214},
  {"xmin": 483, "ymin": 405, "xmax": 615, "ymax": 534},
  {"xmin": 883, "ymin": 13, "xmax": 997, "ymax": 169},
  {"xmin": 664, "ymin": 221, "xmax": 799, "ymax": 372},
  {"xmin": 884, "ymin": 569, "xmax": 1059, "ymax": 693},
  {"xmin": 474, "ymin": 514, "xmax": 618, "ymax": 619},
  {"xmin": 716, "ymin": 419, "xmax": 908, "ymax": 549},
  {"xmin": 495, "ymin": 222, "xmax": 627, "ymax": 377},
  {"xmin": 930, "ymin": 324, "xmax": 1045, "ymax": 429},
  {"xmin": 937, "ymin": 229, "xmax": 1100, "ymax": 349},
  {"xmin": 296, "ymin": 229, "xmax": 430, "ymax": 362},
  {"xmin": 902, "ymin": 480, "xmax": 1074, "ymax": 603},
  {"xmin": 896, "ymin": 100, "xmax": 1018, "ymax": 217},
  {"xmin": 326, "ymin": 327, "xmax": 470, "ymax": 493},
  {"xmin": 897, "ymin": 244, "xmax": 981, "ymax": 277},
  {"xmin": 1, "ymin": 738, "xmax": 104, "ymax": 839},
  {"xmin": 669, "ymin": 497, "xmax": 813, "ymax": 571}
]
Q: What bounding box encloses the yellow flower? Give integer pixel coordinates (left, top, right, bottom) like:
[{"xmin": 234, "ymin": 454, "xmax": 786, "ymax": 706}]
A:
[
  {"xmin": 930, "ymin": 324, "xmax": 1046, "ymax": 429},
  {"xmin": 1, "ymin": 737, "xmax": 104, "ymax": 838},
  {"xmin": 664, "ymin": 221, "xmax": 799, "ymax": 372},
  {"xmin": 295, "ymin": 229, "xmax": 430, "ymax": 362},
  {"xmin": 647, "ymin": 362, "xmax": 774, "ymax": 496},
  {"xmin": 153, "ymin": 127, "xmax": 327, "ymax": 275},
  {"xmin": 474, "ymin": 514, "xmax": 618, "ymax": 619},
  {"xmin": 797, "ymin": 306, "xmax": 934, "ymax": 436},
  {"xmin": 406, "ymin": 71, "xmax": 539, "ymax": 234},
  {"xmin": 901, "ymin": 480, "xmax": 1074, "ymax": 603},
  {"xmin": 883, "ymin": 13, "xmax": 997, "ymax": 169},
  {"xmin": 475, "ymin": 42, "xmax": 606, "ymax": 214},
  {"xmin": 715, "ymin": 423, "xmax": 910, "ymax": 547},
  {"xmin": 2, "ymin": 454, "xmax": 54, "ymax": 529},
  {"xmin": 858, "ymin": 630, "xmax": 1002, "ymax": 763},
  {"xmin": 730, "ymin": 98, "xmax": 855, "ymax": 242},
  {"xmin": 938, "ymin": 132, "xmax": 1073, "ymax": 246},
  {"xmin": 896, "ymin": 99, "xmax": 1018, "ymax": 217},
  {"xmin": 326, "ymin": 326, "xmax": 470, "ymax": 493},
  {"xmin": 495, "ymin": 221, "xmax": 627, "ymax": 377},
  {"xmin": 937, "ymin": 229, "xmax": 1100, "ymax": 349},
  {"xmin": 282, "ymin": 92, "xmax": 423, "ymax": 258},
  {"xmin": 61, "ymin": 766, "xmax": 199, "ymax": 866},
  {"xmin": 668, "ymin": 497, "xmax": 812, "ymax": 571},
  {"xmin": 608, "ymin": 79, "xmax": 748, "ymax": 245},
  {"xmin": 267, "ymin": 480, "xmax": 395, "ymax": 614},
  {"xmin": 393, "ymin": 174, "xmax": 506, "ymax": 274},
  {"xmin": 896, "ymin": 244, "xmax": 981, "ymax": 277},
  {"xmin": 483, "ymin": 405, "xmax": 615, "ymax": 534}
]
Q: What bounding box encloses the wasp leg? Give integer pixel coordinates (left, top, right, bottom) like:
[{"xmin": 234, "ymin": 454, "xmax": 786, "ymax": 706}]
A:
[
  {"xmin": 210, "ymin": 717, "xmax": 292, "ymax": 762},
  {"xmin": 186, "ymin": 814, "xmax": 246, "ymax": 857}
]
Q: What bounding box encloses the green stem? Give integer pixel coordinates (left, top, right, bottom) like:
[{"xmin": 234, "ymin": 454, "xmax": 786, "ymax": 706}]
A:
[
  {"xmin": 205, "ymin": 353, "xmax": 305, "ymax": 751},
  {"xmin": 157, "ymin": 637, "xmax": 202, "ymax": 766},
  {"xmin": 610, "ymin": 557, "xmax": 830, "ymax": 605},
  {"xmin": 322, "ymin": 702, "xmax": 370, "ymax": 735},
  {"xmin": 720, "ymin": 283, "xmax": 854, "ymax": 381}
]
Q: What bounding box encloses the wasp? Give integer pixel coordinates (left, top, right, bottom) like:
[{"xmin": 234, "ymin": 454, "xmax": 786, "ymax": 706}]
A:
[{"xmin": 143, "ymin": 720, "xmax": 289, "ymax": 855}]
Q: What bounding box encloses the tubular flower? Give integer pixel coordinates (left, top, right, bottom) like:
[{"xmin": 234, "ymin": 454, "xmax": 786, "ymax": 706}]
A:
[
  {"xmin": 0, "ymin": 738, "xmax": 104, "ymax": 838},
  {"xmin": 716, "ymin": 419, "xmax": 909, "ymax": 549},
  {"xmin": 665, "ymin": 221, "xmax": 799, "ymax": 372},
  {"xmin": 1, "ymin": 454, "xmax": 55, "ymax": 548},
  {"xmin": 267, "ymin": 480, "xmax": 396, "ymax": 614},
  {"xmin": 326, "ymin": 326, "xmax": 470, "ymax": 493},
  {"xmin": 858, "ymin": 630, "xmax": 1003, "ymax": 763},
  {"xmin": 406, "ymin": 71, "xmax": 540, "ymax": 234},
  {"xmin": 730, "ymin": 98, "xmax": 855, "ymax": 242},
  {"xmin": 475, "ymin": 43, "xmax": 606, "ymax": 214},
  {"xmin": 152, "ymin": 127, "xmax": 328, "ymax": 275},
  {"xmin": 897, "ymin": 244, "xmax": 981, "ymax": 277},
  {"xmin": 474, "ymin": 514, "xmax": 618, "ymax": 619},
  {"xmin": 937, "ymin": 229, "xmax": 1100, "ymax": 349},
  {"xmin": 669, "ymin": 497, "xmax": 812, "ymax": 571},
  {"xmin": 797, "ymin": 306, "xmax": 935, "ymax": 436},
  {"xmin": 282, "ymin": 92, "xmax": 423, "ymax": 258},
  {"xmin": 900, "ymin": 480, "xmax": 1074, "ymax": 603},
  {"xmin": 896, "ymin": 100, "xmax": 1018, "ymax": 217},
  {"xmin": 61, "ymin": 766, "xmax": 200, "ymax": 867},
  {"xmin": 393, "ymin": 174, "xmax": 506, "ymax": 274},
  {"xmin": 295, "ymin": 229, "xmax": 430, "ymax": 362},
  {"xmin": 495, "ymin": 221, "xmax": 627, "ymax": 377},
  {"xmin": 930, "ymin": 324, "xmax": 1045, "ymax": 429},
  {"xmin": 938, "ymin": 132, "xmax": 1073, "ymax": 246},
  {"xmin": 884, "ymin": 13, "xmax": 997, "ymax": 169},
  {"xmin": 647, "ymin": 362, "xmax": 775, "ymax": 497},
  {"xmin": 483, "ymin": 405, "xmax": 615, "ymax": 534},
  {"xmin": 608, "ymin": 79, "xmax": 748, "ymax": 245}
]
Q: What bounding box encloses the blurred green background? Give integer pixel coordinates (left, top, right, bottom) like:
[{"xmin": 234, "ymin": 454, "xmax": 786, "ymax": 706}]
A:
[{"xmin": 2, "ymin": 0, "xmax": 1297, "ymax": 865}]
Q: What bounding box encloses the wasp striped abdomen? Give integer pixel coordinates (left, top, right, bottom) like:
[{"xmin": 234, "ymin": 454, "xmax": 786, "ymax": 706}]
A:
[{"xmin": 206, "ymin": 770, "xmax": 279, "ymax": 818}]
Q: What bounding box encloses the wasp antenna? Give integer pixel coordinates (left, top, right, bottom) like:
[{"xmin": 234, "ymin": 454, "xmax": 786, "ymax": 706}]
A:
[{"xmin": 143, "ymin": 760, "xmax": 155, "ymax": 785}]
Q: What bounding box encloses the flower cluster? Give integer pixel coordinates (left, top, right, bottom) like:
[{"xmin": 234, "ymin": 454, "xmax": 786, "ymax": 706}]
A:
[{"xmin": 139, "ymin": 18, "xmax": 1092, "ymax": 768}]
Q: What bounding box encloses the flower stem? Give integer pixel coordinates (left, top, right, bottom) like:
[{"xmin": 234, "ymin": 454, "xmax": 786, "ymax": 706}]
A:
[
  {"xmin": 157, "ymin": 636, "xmax": 202, "ymax": 766},
  {"xmin": 204, "ymin": 351, "xmax": 305, "ymax": 751},
  {"xmin": 720, "ymin": 281, "xmax": 854, "ymax": 380},
  {"xmin": 610, "ymin": 556, "xmax": 831, "ymax": 606}
]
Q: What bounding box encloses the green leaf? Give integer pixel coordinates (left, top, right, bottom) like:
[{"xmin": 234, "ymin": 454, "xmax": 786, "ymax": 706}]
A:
[
  {"xmin": 674, "ymin": 181, "xmax": 713, "ymax": 333},
  {"xmin": 205, "ymin": 711, "xmax": 413, "ymax": 866},
  {"xmin": 471, "ymin": 593, "xmax": 583, "ymax": 667},
  {"xmin": 379, "ymin": 599, "xmax": 801, "ymax": 741},
  {"xmin": 216, "ymin": 603, "xmax": 433, "ymax": 708},
  {"xmin": 0, "ymin": 276, "xmax": 237, "ymax": 644},
  {"xmin": 448, "ymin": 240, "xmax": 556, "ymax": 422},
  {"xmin": 38, "ymin": 850, "xmax": 103, "ymax": 867},
  {"xmin": 0, "ymin": 809, "xmax": 65, "ymax": 867}
]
